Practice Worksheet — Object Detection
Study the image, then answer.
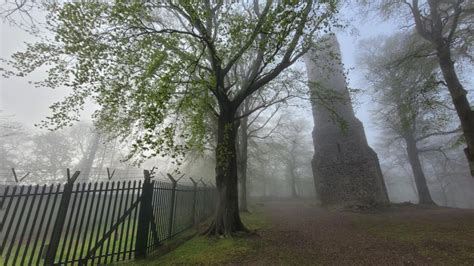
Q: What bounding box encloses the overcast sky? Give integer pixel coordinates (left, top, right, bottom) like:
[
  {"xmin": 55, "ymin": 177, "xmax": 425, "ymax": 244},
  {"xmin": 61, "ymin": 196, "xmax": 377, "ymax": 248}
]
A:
[{"xmin": 0, "ymin": 4, "xmax": 398, "ymax": 147}]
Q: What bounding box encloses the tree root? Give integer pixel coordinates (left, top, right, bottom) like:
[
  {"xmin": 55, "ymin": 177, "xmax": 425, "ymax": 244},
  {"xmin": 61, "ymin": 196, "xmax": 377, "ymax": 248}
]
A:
[{"xmin": 203, "ymin": 219, "xmax": 251, "ymax": 237}]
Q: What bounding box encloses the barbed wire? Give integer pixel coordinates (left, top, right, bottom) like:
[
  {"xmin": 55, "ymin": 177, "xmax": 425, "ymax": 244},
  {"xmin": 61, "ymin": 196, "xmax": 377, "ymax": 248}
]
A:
[{"xmin": 0, "ymin": 167, "xmax": 213, "ymax": 186}]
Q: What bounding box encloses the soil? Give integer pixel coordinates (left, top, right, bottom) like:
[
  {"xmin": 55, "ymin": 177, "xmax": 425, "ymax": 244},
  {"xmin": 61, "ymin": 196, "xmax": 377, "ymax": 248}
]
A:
[{"xmin": 235, "ymin": 200, "xmax": 474, "ymax": 265}]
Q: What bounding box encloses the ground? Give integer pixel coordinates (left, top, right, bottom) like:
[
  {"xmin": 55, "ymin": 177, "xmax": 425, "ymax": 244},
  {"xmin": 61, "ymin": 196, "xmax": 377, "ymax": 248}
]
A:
[{"xmin": 134, "ymin": 200, "xmax": 474, "ymax": 265}]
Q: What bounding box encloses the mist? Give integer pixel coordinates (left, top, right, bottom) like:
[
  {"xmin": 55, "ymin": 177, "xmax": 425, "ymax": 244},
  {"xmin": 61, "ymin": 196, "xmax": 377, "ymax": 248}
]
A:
[{"xmin": 1, "ymin": 1, "xmax": 474, "ymax": 265}]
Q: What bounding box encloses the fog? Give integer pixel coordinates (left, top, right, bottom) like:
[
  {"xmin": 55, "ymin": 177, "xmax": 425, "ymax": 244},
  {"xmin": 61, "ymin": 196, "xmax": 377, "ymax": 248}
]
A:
[
  {"xmin": 1, "ymin": 2, "xmax": 473, "ymax": 208},
  {"xmin": 1, "ymin": 2, "xmax": 474, "ymax": 265}
]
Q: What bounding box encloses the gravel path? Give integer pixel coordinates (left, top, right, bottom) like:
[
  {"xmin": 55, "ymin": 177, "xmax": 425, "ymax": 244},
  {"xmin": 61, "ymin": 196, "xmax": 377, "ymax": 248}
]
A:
[{"xmin": 237, "ymin": 200, "xmax": 474, "ymax": 265}]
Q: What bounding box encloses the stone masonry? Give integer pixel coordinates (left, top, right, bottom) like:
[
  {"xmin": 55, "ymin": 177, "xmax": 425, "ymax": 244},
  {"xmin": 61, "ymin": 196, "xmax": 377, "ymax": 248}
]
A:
[{"xmin": 304, "ymin": 35, "xmax": 389, "ymax": 206}]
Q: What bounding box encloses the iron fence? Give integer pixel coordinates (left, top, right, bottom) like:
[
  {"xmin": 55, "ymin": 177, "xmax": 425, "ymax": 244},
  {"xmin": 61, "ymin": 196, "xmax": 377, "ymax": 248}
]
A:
[{"xmin": 0, "ymin": 170, "xmax": 216, "ymax": 265}]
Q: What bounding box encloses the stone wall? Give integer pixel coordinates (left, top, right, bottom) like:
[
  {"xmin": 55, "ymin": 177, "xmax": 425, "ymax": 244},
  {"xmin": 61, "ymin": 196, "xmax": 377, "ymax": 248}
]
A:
[{"xmin": 305, "ymin": 34, "xmax": 389, "ymax": 206}]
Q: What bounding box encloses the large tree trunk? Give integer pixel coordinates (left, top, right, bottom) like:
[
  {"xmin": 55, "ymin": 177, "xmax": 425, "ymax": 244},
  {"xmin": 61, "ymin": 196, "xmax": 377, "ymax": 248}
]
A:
[
  {"xmin": 238, "ymin": 115, "xmax": 249, "ymax": 212},
  {"xmin": 206, "ymin": 110, "xmax": 248, "ymax": 236},
  {"xmin": 404, "ymin": 134, "xmax": 435, "ymax": 205},
  {"xmin": 436, "ymin": 45, "xmax": 474, "ymax": 175}
]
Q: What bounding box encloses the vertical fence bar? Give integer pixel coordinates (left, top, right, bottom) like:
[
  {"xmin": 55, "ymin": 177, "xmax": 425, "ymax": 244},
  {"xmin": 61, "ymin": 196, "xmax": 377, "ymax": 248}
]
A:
[
  {"xmin": 121, "ymin": 180, "xmax": 132, "ymax": 261},
  {"xmin": 37, "ymin": 184, "xmax": 61, "ymax": 265},
  {"xmin": 189, "ymin": 178, "xmax": 198, "ymax": 225},
  {"xmin": 46, "ymin": 188, "xmax": 68, "ymax": 264},
  {"xmin": 0, "ymin": 186, "xmax": 12, "ymax": 232},
  {"xmin": 7, "ymin": 185, "xmax": 33, "ymax": 266},
  {"xmin": 0, "ymin": 185, "xmax": 9, "ymax": 211},
  {"xmin": 21, "ymin": 185, "xmax": 46, "ymax": 265},
  {"xmin": 200, "ymin": 180, "xmax": 208, "ymax": 218},
  {"xmin": 166, "ymin": 174, "xmax": 178, "ymax": 239},
  {"xmin": 44, "ymin": 170, "xmax": 80, "ymax": 265},
  {"xmin": 65, "ymin": 182, "xmax": 86, "ymax": 263},
  {"xmin": 71, "ymin": 182, "xmax": 92, "ymax": 264},
  {"xmin": 97, "ymin": 181, "xmax": 110, "ymax": 265},
  {"xmin": 58, "ymin": 183, "xmax": 80, "ymax": 263},
  {"xmin": 95, "ymin": 181, "xmax": 109, "ymax": 264},
  {"xmin": 103, "ymin": 181, "xmax": 116, "ymax": 264},
  {"xmin": 154, "ymin": 183, "xmax": 162, "ymax": 243},
  {"xmin": 157, "ymin": 182, "xmax": 166, "ymax": 239},
  {"xmin": 0, "ymin": 186, "xmax": 22, "ymax": 256},
  {"xmin": 148, "ymin": 182, "xmax": 157, "ymax": 251},
  {"xmin": 13, "ymin": 185, "xmax": 39, "ymax": 265},
  {"xmin": 78, "ymin": 182, "xmax": 98, "ymax": 264},
  {"xmin": 112, "ymin": 181, "xmax": 125, "ymax": 262},
  {"xmin": 135, "ymin": 170, "xmax": 153, "ymax": 259},
  {"xmin": 88, "ymin": 182, "xmax": 104, "ymax": 264},
  {"xmin": 130, "ymin": 180, "xmax": 140, "ymax": 260},
  {"xmin": 105, "ymin": 181, "xmax": 120, "ymax": 263},
  {"xmin": 29, "ymin": 184, "xmax": 51, "ymax": 265}
]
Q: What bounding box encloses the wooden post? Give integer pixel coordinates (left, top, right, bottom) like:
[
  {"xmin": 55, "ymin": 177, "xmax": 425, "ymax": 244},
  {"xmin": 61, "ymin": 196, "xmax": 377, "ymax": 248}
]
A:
[
  {"xmin": 189, "ymin": 177, "xmax": 198, "ymax": 225},
  {"xmin": 44, "ymin": 169, "xmax": 80, "ymax": 265},
  {"xmin": 135, "ymin": 170, "xmax": 153, "ymax": 259}
]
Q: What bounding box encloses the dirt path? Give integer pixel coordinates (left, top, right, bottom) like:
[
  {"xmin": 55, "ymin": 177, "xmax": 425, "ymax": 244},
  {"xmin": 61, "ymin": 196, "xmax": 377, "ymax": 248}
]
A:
[{"xmin": 237, "ymin": 200, "xmax": 474, "ymax": 265}]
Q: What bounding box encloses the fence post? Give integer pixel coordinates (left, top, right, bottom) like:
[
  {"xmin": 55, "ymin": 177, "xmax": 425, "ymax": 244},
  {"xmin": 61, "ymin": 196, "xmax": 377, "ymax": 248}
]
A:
[
  {"xmin": 166, "ymin": 174, "xmax": 178, "ymax": 239},
  {"xmin": 44, "ymin": 169, "xmax": 80, "ymax": 265},
  {"xmin": 135, "ymin": 170, "xmax": 153, "ymax": 259},
  {"xmin": 199, "ymin": 179, "xmax": 208, "ymax": 217},
  {"xmin": 11, "ymin": 168, "xmax": 30, "ymax": 183},
  {"xmin": 189, "ymin": 177, "xmax": 198, "ymax": 225}
]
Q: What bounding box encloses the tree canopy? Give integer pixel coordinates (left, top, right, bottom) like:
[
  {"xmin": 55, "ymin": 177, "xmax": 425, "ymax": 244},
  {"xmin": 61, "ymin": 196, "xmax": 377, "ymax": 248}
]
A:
[{"xmin": 2, "ymin": 0, "xmax": 339, "ymax": 163}]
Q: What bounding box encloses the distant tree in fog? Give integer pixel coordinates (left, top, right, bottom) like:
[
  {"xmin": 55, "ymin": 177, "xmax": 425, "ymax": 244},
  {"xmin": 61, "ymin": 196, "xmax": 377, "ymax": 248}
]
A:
[
  {"xmin": 0, "ymin": 119, "xmax": 28, "ymax": 181},
  {"xmin": 247, "ymin": 109, "xmax": 313, "ymax": 199},
  {"xmin": 237, "ymin": 92, "xmax": 297, "ymax": 211},
  {"xmin": 273, "ymin": 116, "xmax": 313, "ymax": 198},
  {"xmin": 360, "ymin": 32, "xmax": 460, "ymax": 205},
  {"xmin": 28, "ymin": 131, "xmax": 75, "ymax": 181},
  {"xmin": 358, "ymin": 0, "xmax": 474, "ymax": 176}
]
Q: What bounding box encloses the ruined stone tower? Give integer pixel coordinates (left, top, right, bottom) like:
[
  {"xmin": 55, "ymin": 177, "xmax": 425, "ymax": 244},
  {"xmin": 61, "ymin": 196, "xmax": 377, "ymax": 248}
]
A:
[{"xmin": 304, "ymin": 35, "xmax": 389, "ymax": 206}]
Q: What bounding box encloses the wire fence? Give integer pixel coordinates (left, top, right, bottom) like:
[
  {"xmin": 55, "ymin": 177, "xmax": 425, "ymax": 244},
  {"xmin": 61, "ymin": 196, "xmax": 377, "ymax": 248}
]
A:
[
  {"xmin": 0, "ymin": 167, "xmax": 162, "ymax": 185},
  {"xmin": 0, "ymin": 169, "xmax": 217, "ymax": 265}
]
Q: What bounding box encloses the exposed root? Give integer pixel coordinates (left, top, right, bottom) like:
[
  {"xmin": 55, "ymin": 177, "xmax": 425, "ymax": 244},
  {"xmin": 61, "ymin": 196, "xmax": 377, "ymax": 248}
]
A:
[{"xmin": 203, "ymin": 218, "xmax": 250, "ymax": 237}]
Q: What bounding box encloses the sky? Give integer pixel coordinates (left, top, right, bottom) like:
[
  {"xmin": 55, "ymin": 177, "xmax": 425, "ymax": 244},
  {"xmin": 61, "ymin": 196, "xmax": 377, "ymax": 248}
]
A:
[{"xmin": 0, "ymin": 4, "xmax": 398, "ymax": 147}]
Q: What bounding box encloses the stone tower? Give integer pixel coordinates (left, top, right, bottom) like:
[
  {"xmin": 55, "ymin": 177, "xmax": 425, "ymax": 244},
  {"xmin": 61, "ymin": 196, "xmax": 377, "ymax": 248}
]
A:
[{"xmin": 304, "ymin": 35, "xmax": 389, "ymax": 206}]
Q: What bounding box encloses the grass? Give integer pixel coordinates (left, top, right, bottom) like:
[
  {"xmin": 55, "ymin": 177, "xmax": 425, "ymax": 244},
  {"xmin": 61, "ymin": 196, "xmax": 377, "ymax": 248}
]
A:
[
  {"xmin": 129, "ymin": 207, "xmax": 269, "ymax": 265},
  {"xmin": 0, "ymin": 225, "xmax": 138, "ymax": 266},
  {"xmin": 0, "ymin": 213, "xmax": 199, "ymax": 266}
]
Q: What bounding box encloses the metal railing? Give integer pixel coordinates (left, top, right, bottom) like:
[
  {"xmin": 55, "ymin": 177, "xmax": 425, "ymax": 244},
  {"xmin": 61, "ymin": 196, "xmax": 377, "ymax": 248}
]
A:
[{"xmin": 0, "ymin": 169, "xmax": 216, "ymax": 265}]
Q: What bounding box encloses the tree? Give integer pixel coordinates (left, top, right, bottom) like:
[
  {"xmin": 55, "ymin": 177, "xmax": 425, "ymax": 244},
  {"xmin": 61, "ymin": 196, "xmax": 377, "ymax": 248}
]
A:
[
  {"xmin": 77, "ymin": 130, "xmax": 101, "ymax": 181},
  {"xmin": 0, "ymin": 118, "xmax": 27, "ymax": 182},
  {"xmin": 358, "ymin": 0, "xmax": 474, "ymax": 175},
  {"xmin": 244, "ymin": 108, "xmax": 314, "ymax": 199},
  {"xmin": 2, "ymin": 1, "xmax": 340, "ymax": 235},
  {"xmin": 422, "ymin": 146, "xmax": 474, "ymax": 208},
  {"xmin": 236, "ymin": 79, "xmax": 299, "ymax": 211},
  {"xmin": 28, "ymin": 131, "xmax": 75, "ymax": 181},
  {"xmin": 272, "ymin": 115, "xmax": 313, "ymax": 198},
  {"xmin": 360, "ymin": 32, "xmax": 460, "ymax": 204}
]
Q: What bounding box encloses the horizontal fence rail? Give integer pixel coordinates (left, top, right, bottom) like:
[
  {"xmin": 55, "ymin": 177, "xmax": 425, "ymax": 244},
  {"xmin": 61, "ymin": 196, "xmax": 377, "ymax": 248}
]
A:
[{"xmin": 0, "ymin": 170, "xmax": 217, "ymax": 265}]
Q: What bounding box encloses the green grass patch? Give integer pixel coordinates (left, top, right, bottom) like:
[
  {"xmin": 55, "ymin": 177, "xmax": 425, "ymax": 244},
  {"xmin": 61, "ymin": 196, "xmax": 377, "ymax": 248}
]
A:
[{"xmin": 130, "ymin": 208, "xmax": 268, "ymax": 265}]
